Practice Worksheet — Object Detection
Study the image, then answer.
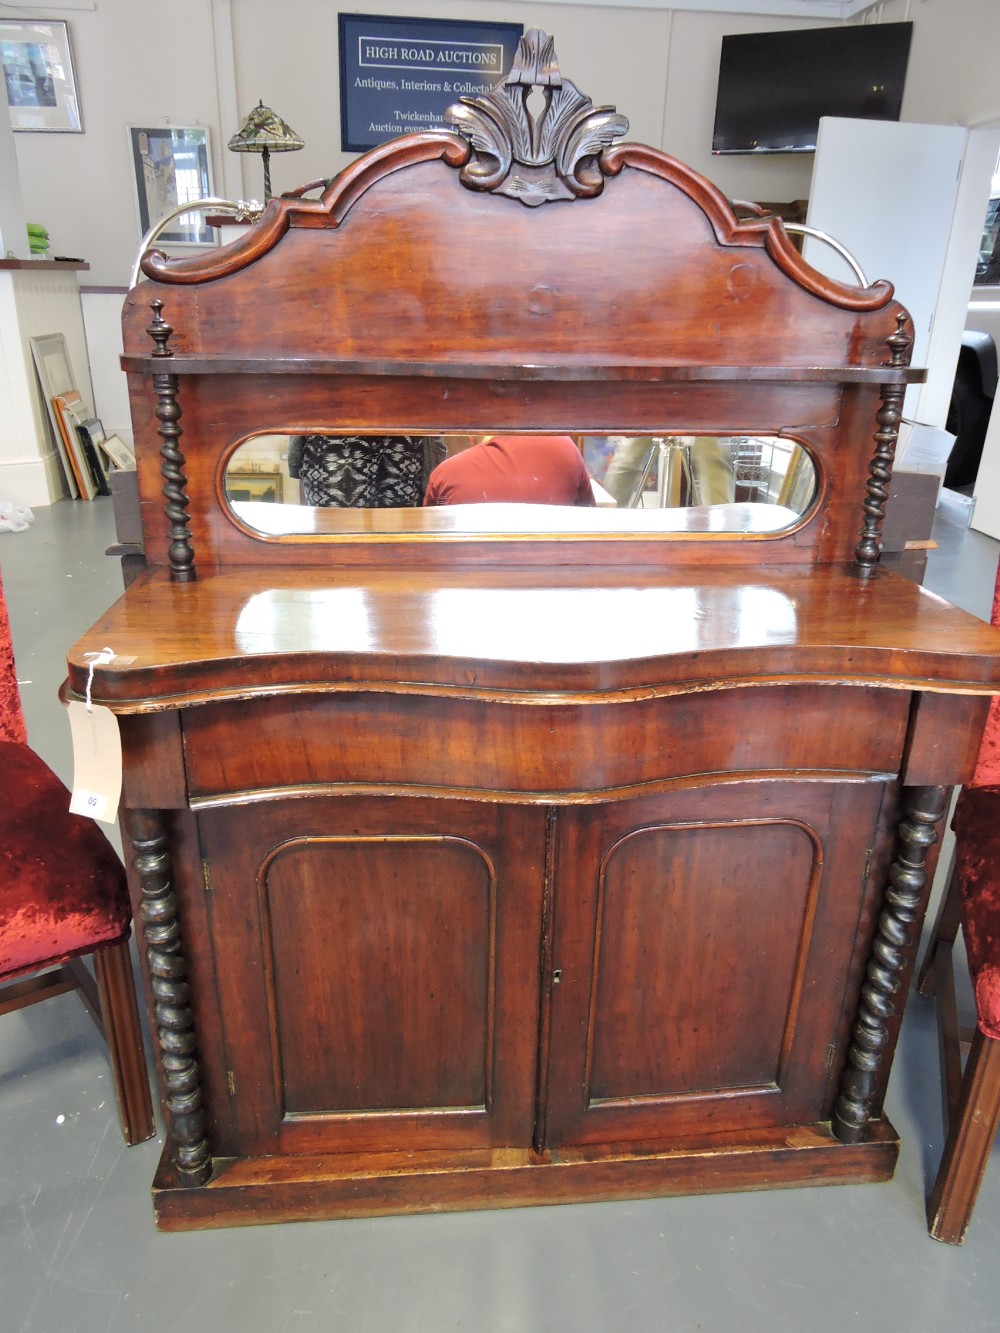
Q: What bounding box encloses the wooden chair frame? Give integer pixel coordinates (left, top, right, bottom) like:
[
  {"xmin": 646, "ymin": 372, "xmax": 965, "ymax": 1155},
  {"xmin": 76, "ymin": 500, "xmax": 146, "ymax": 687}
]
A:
[
  {"xmin": 917, "ymin": 850, "xmax": 1000, "ymax": 1244},
  {"xmin": 1, "ymin": 939, "xmax": 155, "ymax": 1147}
]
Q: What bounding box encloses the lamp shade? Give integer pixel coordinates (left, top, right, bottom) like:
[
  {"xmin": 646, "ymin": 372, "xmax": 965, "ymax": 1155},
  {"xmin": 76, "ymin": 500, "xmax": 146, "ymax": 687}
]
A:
[{"xmin": 228, "ymin": 101, "xmax": 304, "ymax": 199}]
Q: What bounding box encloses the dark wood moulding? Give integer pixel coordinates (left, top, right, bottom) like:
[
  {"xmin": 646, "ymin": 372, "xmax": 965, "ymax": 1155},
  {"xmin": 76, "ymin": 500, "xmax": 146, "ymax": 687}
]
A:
[{"xmin": 119, "ymin": 356, "xmax": 925, "ymax": 384}]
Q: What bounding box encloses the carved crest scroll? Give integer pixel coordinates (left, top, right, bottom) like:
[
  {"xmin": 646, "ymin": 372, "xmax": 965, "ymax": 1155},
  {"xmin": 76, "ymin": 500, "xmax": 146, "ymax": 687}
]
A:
[{"xmin": 444, "ymin": 29, "xmax": 629, "ymax": 207}]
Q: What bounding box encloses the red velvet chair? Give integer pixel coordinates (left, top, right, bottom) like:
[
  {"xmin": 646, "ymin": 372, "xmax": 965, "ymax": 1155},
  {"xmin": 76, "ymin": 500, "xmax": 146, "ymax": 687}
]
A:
[
  {"xmin": 0, "ymin": 564, "xmax": 153, "ymax": 1146},
  {"xmin": 917, "ymin": 567, "xmax": 1000, "ymax": 1243}
]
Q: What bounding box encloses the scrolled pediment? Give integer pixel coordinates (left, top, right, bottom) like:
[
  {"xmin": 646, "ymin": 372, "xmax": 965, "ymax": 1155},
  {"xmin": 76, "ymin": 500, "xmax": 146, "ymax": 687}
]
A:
[{"xmin": 444, "ymin": 28, "xmax": 629, "ymax": 206}]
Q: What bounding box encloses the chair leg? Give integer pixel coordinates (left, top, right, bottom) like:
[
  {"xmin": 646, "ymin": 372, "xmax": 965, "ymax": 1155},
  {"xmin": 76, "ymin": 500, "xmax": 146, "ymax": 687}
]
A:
[
  {"xmin": 927, "ymin": 1027, "xmax": 1000, "ymax": 1244},
  {"xmin": 916, "ymin": 848, "xmax": 961, "ymax": 999},
  {"xmin": 93, "ymin": 941, "xmax": 155, "ymax": 1146},
  {"xmin": 66, "ymin": 955, "xmax": 104, "ymax": 1035},
  {"xmin": 924, "ymin": 934, "xmax": 967, "ymax": 1130}
]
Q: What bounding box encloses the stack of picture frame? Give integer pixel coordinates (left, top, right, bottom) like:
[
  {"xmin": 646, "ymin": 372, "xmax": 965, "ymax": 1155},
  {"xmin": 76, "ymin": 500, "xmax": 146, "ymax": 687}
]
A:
[
  {"xmin": 52, "ymin": 391, "xmax": 107, "ymax": 498},
  {"xmin": 30, "ymin": 333, "xmax": 135, "ymax": 500}
]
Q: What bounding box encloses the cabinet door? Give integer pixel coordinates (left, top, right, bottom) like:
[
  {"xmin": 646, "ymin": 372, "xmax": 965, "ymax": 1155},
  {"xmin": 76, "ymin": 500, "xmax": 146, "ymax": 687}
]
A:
[
  {"xmin": 540, "ymin": 780, "xmax": 889, "ymax": 1149},
  {"xmin": 196, "ymin": 796, "xmax": 546, "ymax": 1157}
]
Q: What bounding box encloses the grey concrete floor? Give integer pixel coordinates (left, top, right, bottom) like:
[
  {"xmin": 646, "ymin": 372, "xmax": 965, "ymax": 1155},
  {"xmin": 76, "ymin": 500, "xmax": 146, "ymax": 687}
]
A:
[{"xmin": 1, "ymin": 494, "xmax": 999, "ymax": 1333}]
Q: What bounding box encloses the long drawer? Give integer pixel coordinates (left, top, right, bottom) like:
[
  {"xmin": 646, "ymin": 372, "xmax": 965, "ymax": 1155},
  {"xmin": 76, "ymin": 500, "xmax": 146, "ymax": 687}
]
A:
[{"xmin": 181, "ymin": 683, "xmax": 910, "ymax": 801}]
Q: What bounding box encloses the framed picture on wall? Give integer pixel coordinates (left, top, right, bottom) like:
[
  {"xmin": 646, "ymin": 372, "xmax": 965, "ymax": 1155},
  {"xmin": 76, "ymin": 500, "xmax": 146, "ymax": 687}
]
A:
[
  {"xmin": 127, "ymin": 125, "xmax": 217, "ymax": 245},
  {"xmin": 0, "ymin": 19, "xmax": 82, "ymax": 132},
  {"xmin": 338, "ymin": 13, "xmax": 522, "ymax": 153}
]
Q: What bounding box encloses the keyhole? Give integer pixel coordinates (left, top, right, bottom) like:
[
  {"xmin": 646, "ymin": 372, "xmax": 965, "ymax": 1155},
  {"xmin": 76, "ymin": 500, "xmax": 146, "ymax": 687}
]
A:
[{"xmin": 552, "ymin": 968, "xmax": 562, "ymax": 985}]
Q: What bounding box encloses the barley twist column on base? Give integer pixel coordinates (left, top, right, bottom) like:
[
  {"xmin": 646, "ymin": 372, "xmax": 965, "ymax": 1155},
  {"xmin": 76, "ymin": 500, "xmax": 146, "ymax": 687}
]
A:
[
  {"xmin": 832, "ymin": 784, "xmax": 949, "ymax": 1144},
  {"xmin": 126, "ymin": 807, "xmax": 212, "ymax": 1185}
]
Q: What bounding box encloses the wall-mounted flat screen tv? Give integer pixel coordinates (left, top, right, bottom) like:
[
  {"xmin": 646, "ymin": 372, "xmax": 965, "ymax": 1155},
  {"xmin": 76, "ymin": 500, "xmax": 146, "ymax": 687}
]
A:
[{"xmin": 712, "ymin": 22, "xmax": 913, "ymax": 155}]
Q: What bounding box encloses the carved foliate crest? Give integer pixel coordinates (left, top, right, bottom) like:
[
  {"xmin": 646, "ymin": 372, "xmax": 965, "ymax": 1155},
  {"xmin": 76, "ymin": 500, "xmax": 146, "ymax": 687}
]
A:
[{"xmin": 444, "ymin": 29, "xmax": 629, "ymax": 207}]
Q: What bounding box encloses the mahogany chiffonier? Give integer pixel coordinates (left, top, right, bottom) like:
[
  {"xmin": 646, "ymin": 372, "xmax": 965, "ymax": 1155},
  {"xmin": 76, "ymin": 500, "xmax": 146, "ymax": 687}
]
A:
[{"xmin": 67, "ymin": 32, "xmax": 1000, "ymax": 1230}]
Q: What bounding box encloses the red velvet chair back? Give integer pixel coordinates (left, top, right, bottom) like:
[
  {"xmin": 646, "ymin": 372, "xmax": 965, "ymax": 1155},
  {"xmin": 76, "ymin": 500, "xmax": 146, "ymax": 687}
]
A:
[
  {"xmin": 0, "ymin": 564, "xmax": 27, "ymax": 744},
  {"xmin": 0, "ymin": 558, "xmax": 153, "ymax": 1144}
]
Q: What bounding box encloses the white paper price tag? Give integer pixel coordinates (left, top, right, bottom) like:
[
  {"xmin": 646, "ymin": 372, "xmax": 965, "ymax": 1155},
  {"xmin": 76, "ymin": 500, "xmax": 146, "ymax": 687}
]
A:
[{"xmin": 67, "ymin": 699, "xmax": 122, "ymax": 824}]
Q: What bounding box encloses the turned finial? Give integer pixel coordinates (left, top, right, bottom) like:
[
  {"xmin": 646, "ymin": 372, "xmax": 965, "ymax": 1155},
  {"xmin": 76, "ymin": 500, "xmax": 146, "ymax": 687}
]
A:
[
  {"xmin": 885, "ymin": 312, "xmax": 911, "ymax": 366},
  {"xmin": 147, "ymin": 299, "xmax": 175, "ymax": 358}
]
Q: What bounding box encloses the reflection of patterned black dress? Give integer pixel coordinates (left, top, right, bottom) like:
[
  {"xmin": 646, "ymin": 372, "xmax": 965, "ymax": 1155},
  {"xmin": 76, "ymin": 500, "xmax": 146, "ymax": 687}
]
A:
[{"xmin": 287, "ymin": 435, "xmax": 443, "ymax": 508}]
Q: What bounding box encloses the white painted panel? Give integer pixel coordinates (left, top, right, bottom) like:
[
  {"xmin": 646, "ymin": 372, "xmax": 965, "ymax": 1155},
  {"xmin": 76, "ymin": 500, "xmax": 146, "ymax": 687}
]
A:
[
  {"xmin": 81, "ymin": 293, "xmax": 132, "ymax": 444},
  {"xmin": 924, "ymin": 127, "xmax": 1000, "ymax": 428},
  {"xmin": 804, "ymin": 117, "xmax": 971, "ymax": 425},
  {"xmin": 970, "ymin": 407, "xmax": 1000, "ymax": 539},
  {"xmin": 0, "ymin": 275, "xmax": 67, "ymax": 506},
  {"xmin": 11, "ymin": 274, "xmax": 94, "ymax": 417},
  {"xmin": 0, "ymin": 269, "xmax": 99, "ymax": 504}
]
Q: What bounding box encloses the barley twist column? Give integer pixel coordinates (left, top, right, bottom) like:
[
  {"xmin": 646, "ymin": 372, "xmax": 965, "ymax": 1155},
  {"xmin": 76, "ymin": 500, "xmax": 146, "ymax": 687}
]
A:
[
  {"xmin": 855, "ymin": 314, "xmax": 912, "ymax": 572},
  {"xmin": 832, "ymin": 784, "xmax": 948, "ymax": 1143},
  {"xmin": 127, "ymin": 808, "xmax": 212, "ymax": 1185},
  {"xmin": 146, "ymin": 299, "xmax": 196, "ymax": 581}
]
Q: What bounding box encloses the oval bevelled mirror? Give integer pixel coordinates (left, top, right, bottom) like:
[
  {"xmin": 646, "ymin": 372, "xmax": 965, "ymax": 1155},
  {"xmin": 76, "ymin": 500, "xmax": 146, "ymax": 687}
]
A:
[{"xmin": 223, "ymin": 433, "xmax": 817, "ymax": 537}]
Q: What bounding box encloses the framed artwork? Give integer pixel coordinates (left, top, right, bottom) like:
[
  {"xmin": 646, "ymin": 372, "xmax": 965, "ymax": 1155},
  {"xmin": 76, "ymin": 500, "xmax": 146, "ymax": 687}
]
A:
[
  {"xmin": 30, "ymin": 332, "xmax": 80, "ymax": 497},
  {"xmin": 128, "ymin": 126, "xmax": 216, "ymax": 245},
  {"xmin": 29, "ymin": 332, "xmax": 75, "ymax": 399},
  {"xmin": 76, "ymin": 418, "xmax": 111, "ymax": 497},
  {"xmin": 98, "ymin": 434, "xmax": 137, "ymax": 472},
  {"xmin": 581, "ymin": 436, "xmax": 616, "ymax": 485},
  {"xmin": 338, "ymin": 13, "xmax": 522, "ymax": 152},
  {"xmin": 52, "ymin": 392, "xmax": 96, "ymax": 500},
  {"xmin": 0, "ymin": 19, "xmax": 81, "ymax": 132},
  {"xmin": 227, "ymin": 470, "xmax": 283, "ymax": 503}
]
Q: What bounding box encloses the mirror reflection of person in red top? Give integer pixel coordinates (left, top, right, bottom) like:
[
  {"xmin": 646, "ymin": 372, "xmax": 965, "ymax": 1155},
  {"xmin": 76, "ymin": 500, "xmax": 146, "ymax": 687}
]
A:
[{"xmin": 422, "ymin": 435, "xmax": 597, "ymax": 507}]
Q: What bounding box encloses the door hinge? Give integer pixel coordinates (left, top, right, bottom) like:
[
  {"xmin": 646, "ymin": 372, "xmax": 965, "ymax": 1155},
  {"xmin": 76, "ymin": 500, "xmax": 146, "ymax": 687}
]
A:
[
  {"xmin": 202, "ymin": 859, "xmax": 213, "ymax": 895},
  {"xmin": 227, "ymin": 1069, "xmax": 236, "ymax": 1096}
]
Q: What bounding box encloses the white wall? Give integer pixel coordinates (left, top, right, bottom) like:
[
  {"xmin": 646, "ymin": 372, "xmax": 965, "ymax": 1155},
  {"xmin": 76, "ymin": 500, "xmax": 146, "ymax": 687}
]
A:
[
  {"xmin": 4, "ymin": 0, "xmax": 832, "ymax": 290},
  {"xmin": 0, "ymin": 275, "xmax": 50, "ymax": 504},
  {"xmin": 6, "ymin": 1, "xmax": 1000, "ymax": 288},
  {"xmin": 0, "ymin": 98, "xmax": 28, "ymax": 259},
  {"xmin": 6, "ymin": 1, "xmax": 221, "ymax": 287},
  {"xmin": 877, "ymin": 0, "xmax": 1000, "ymax": 130},
  {"xmin": 228, "ymin": 1, "xmax": 830, "ymax": 208},
  {"xmin": 5, "ymin": 0, "xmax": 1000, "ymax": 459}
]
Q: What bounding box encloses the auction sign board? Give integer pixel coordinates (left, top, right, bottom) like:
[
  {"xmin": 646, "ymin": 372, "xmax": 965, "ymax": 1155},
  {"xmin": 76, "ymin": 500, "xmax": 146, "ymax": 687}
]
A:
[{"xmin": 339, "ymin": 13, "xmax": 523, "ymax": 153}]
